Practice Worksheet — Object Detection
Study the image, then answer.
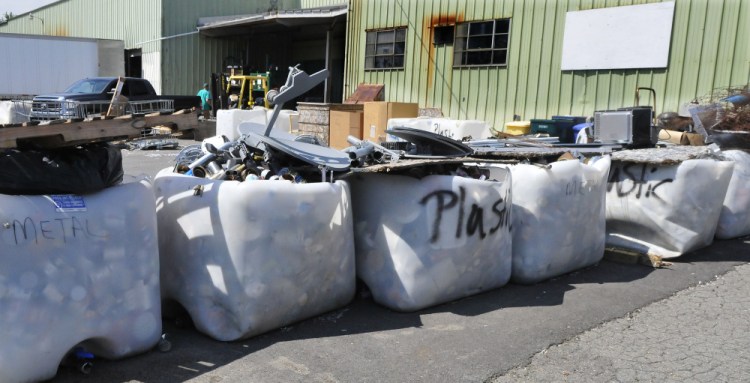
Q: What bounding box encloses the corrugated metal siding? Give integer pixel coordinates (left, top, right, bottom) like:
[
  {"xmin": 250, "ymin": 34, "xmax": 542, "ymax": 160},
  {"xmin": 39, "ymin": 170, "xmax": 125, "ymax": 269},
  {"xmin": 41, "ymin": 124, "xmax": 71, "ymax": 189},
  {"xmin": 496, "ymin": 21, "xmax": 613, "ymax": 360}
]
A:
[
  {"xmin": 345, "ymin": 0, "xmax": 750, "ymax": 130},
  {"xmin": 0, "ymin": 0, "xmax": 161, "ymax": 50}
]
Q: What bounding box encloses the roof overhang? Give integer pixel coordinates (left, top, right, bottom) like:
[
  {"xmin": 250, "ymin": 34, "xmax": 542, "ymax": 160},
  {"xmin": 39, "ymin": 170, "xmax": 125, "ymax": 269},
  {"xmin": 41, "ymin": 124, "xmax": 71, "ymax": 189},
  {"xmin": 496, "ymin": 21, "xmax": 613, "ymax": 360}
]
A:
[{"xmin": 197, "ymin": 5, "xmax": 347, "ymax": 38}]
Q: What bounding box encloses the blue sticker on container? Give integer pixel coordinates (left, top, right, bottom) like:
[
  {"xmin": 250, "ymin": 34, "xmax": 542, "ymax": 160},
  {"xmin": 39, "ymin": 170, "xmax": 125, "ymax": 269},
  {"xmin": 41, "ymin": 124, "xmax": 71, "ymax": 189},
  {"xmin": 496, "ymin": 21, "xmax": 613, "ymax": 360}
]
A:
[{"xmin": 49, "ymin": 195, "xmax": 87, "ymax": 212}]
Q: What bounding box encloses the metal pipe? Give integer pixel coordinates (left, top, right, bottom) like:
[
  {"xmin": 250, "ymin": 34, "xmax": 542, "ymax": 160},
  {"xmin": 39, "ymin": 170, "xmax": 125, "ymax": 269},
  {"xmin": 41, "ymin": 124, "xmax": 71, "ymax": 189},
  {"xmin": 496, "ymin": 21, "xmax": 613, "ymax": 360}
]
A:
[
  {"xmin": 188, "ymin": 141, "xmax": 235, "ymax": 170},
  {"xmin": 346, "ymin": 135, "xmax": 400, "ymax": 163}
]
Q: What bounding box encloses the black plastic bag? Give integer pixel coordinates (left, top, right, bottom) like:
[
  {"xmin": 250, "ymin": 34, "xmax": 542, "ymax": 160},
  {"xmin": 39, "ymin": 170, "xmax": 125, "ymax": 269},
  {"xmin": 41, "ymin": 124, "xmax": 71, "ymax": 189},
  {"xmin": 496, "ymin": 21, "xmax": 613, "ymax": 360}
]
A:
[{"xmin": 0, "ymin": 143, "xmax": 124, "ymax": 195}]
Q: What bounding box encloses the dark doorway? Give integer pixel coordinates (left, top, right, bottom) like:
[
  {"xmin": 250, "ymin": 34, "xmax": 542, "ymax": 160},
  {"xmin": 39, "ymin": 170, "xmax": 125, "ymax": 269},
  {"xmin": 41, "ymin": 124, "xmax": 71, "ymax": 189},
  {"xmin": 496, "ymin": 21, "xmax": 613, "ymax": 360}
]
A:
[{"xmin": 125, "ymin": 49, "xmax": 142, "ymax": 78}]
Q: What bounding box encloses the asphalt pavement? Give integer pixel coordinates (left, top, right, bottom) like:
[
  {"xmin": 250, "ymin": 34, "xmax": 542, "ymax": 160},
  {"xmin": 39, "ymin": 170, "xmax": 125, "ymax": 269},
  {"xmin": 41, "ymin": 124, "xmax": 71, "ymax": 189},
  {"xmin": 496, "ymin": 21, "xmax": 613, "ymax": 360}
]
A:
[{"xmin": 46, "ymin": 141, "xmax": 750, "ymax": 382}]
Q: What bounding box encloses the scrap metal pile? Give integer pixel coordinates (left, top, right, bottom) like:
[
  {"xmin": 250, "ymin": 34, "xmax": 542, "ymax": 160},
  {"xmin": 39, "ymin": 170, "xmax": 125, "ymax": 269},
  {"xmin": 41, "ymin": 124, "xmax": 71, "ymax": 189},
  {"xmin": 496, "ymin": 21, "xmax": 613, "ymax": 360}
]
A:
[{"xmin": 170, "ymin": 66, "xmax": 516, "ymax": 183}]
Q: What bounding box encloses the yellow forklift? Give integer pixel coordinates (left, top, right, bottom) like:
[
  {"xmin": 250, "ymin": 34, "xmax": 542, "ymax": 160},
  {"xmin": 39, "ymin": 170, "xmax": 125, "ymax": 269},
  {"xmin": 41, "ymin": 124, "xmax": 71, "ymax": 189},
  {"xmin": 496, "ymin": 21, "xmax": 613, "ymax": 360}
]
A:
[{"xmin": 225, "ymin": 72, "xmax": 271, "ymax": 109}]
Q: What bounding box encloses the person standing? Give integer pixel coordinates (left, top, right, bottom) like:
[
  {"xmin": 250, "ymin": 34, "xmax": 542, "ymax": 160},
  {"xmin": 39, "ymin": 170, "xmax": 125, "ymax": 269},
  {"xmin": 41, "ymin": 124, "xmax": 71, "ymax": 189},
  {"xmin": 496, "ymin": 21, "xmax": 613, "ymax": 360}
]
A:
[{"xmin": 197, "ymin": 83, "xmax": 212, "ymax": 119}]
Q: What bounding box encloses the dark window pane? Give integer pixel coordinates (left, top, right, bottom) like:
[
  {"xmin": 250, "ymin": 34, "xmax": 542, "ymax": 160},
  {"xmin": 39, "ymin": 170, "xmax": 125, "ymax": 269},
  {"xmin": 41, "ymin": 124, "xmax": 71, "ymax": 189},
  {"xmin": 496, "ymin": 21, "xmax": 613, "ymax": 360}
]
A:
[
  {"xmin": 493, "ymin": 49, "xmax": 507, "ymax": 65},
  {"xmin": 494, "ymin": 34, "xmax": 509, "ymax": 49},
  {"xmin": 394, "ymin": 55, "xmax": 404, "ymax": 67},
  {"xmin": 394, "ymin": 42, "xmax": 405, "ymax": 54},
  {"xmin": 466, "ymin": 50, "xmax": 492, "ymax": 65},
  {"xmin": 496, "ymin": 19, "xmax": 510, "ymax": 33},
  {"xmin": 434, "ymin": 25, "xmax": 454, "ymax": 45},
  {"xmin": 395, "ymin": 28, "xmax": 406, "ymax": 42},
  {"xmin": 365, "ymin": 56, "xmax": 374, "ymax": 69},
  {"xmin": 375, "ymin": 56, "xmax": 394, "ymax": 68},
  {"xmin": 376, "ymin": 43, "xmax": 393, "ymax": 55},
  {"xmin": 468, "ymin": 35, "xmax": 492, "ymax": 49},
  {"xmin": 469, "ymin": 21, "xmax": 494, "ymax": 35},
  {"xmin": 366, "ymin": 32, "xmax": 376, "ymax": 44}
]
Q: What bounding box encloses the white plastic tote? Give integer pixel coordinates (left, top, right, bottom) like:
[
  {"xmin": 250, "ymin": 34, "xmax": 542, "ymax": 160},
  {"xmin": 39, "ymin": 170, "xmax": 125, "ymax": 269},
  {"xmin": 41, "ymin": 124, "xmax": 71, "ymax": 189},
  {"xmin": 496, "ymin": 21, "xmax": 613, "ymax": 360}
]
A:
[
  {"xmin": 716, "ymin": 150, "xmax": 750, "ymax": 239},
  {"xmin": 507, "ymin": 156, "xmax": 611, "ymax": 284},
  {"xmin": 154, "ymin": 170, "xmax": 355, "ymax": 341},
  {"xmin": 347, "ymin": 171, "xmax": 512, "ymax": 312},
  {"xmin": 606, "ymin": 159, "xmax": 734, "ymax": 258},
  {"xmin": 0, "ymin": 178, "xmax": 161, "ymax": 383}
]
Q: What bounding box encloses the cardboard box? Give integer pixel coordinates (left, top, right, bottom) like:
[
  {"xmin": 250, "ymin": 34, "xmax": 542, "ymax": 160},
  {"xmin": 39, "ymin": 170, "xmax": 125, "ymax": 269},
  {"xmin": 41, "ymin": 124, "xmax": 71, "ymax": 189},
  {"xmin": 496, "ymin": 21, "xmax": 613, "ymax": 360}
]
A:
[
  {"xmin": 363, "ymin": 102, "xmax": 419, "ymax": 143},
  {"xmin": 329, "ymin": 110, "xmax": 364, "ymax": 150},
  {"xmin": 658, "ymin": 129, "xmax": 705, "ymax": 146}
]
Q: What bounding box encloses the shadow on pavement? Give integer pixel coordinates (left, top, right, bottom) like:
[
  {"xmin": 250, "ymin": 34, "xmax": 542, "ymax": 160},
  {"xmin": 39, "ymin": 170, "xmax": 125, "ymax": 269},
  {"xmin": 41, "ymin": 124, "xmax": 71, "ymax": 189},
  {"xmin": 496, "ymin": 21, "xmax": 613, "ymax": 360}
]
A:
[{"xmin": 49, "ymin": 237, "xmax": 750, "ymax": 382}]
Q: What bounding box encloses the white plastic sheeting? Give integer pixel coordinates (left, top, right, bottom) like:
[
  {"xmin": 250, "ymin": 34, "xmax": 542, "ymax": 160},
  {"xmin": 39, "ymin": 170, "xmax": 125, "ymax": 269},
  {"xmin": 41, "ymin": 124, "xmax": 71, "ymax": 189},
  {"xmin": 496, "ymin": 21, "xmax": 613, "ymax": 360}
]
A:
[
  {"xmin": 0, "ymin": 100, "xmax": 31, "ymax": 124},
  {"xmin": 154, "ymin": 170, "xmax": 356, "ymax": 341},
  {"xmin": 605, "ymin": 159, "xmax": 734, "ymax": 258},
  {"xmin": 504, "ymin": 157, "xmax": 611, "ymax": 284},
  {"xmin": 347, "ymin": 172, "xmax": 513, "ymax": 312},
  {"xmin": 0, "ymin": 178, "xmax": 161, "ymax": 383},
  {"xmin": 716, "ymin": 150, "xmax": 750, "ymax": 239}
]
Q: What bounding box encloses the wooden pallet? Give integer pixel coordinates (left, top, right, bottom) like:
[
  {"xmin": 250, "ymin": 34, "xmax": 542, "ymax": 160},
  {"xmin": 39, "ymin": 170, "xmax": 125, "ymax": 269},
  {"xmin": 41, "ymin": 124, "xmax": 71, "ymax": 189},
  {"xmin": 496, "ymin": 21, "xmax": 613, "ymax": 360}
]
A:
[{"xmin": 0, "ymin": 110, "xmax": 213, "ymax": 149}]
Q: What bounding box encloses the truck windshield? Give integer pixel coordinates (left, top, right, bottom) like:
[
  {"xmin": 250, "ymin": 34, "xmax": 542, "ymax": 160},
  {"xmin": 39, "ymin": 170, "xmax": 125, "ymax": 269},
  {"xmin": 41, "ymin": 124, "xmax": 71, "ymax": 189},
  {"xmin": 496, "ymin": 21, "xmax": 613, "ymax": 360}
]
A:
[{"xmin": 64, "ymin": 79, "xmax": 114, "ymax": 94}]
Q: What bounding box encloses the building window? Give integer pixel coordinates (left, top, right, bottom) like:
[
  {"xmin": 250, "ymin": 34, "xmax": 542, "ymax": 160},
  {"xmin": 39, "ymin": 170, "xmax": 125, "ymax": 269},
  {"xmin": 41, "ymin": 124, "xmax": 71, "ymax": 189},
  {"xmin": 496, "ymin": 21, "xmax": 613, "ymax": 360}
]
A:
[
  {"xmin": 365, "ymin": 27, "xmax": 406, "ymax": 70},
  {"xmin": 453, "ymin": 19, "xmax": 510, "ymax": 67}
]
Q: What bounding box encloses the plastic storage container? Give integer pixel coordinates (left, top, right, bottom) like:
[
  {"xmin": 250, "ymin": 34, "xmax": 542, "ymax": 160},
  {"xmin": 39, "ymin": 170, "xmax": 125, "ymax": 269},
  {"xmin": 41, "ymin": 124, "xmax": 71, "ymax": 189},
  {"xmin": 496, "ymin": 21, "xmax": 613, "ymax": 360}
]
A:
[
  {"xmin": 216, "ymin": 108, "xmax": 268, "ymax": 141},
  {"xmin": 495, "ymin": 157, "xmax": 611, "ymax": 284},
  {"xmin": 606, "ymin": 155, "xmax": 734, "ymax": 258},
  {"xmin": 530, "ymin": 119, "xmax": 558, "ymax": 135},
  {"xmin": 504, "ymin": 121, "xmax": 531, "ymax": 135},
  {"xmin": 154, "ymin": 170, "xmax": 356, "ymax": 341},
  {"xmin": 0, "ymin": 177, "xmax": 162, "ymax": 383},
  {"xmin": 553, "ymin": 115, "xmax": 587, "ymax": 143},
  {"xmin": 530, "ymin": 117, "xmax": 585, "ymax": 143},
  {"xmin": 716, "ymin": 150, "xmax": 750, "ymax": 239},
  {"xmin": 346, "ymin": 171, "xmax": 513, "ymax": 312}
]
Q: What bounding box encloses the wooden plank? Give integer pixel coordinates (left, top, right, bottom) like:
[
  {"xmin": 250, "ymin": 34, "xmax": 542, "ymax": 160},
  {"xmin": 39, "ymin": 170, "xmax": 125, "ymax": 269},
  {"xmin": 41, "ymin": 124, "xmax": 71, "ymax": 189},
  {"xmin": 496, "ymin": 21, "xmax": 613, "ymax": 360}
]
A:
[
  {"xmin": 106, "ymin": 77, "xmax": 127, "ymax": 117},
  {"xmin": 0, "ymin": 112, "xmax": 210, "ymax": 149}
]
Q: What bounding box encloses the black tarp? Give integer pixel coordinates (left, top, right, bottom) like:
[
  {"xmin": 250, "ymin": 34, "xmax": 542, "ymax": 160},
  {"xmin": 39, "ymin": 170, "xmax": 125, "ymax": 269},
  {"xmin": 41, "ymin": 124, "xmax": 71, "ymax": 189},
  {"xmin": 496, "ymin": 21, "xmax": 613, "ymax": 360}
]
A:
[{"xmin": 0, "ymin": 144, "xmax": 123, "ymax": 195}]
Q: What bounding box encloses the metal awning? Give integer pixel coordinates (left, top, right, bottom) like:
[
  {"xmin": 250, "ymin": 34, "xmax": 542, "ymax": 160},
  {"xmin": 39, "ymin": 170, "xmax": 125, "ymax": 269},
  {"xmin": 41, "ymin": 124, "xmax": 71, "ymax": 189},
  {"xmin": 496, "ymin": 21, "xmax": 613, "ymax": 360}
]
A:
[{"xmin": 197, "ymin": 5, "xmax": 348, "ymax": 37}]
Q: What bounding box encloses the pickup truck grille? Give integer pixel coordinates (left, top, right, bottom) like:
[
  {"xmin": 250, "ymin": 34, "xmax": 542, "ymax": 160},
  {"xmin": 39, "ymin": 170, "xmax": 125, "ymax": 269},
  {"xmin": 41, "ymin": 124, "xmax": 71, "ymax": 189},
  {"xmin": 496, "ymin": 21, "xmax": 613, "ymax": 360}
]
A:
[{"xmin": 30, "ymin": 100, "xmax": 83, "ymax": 120}]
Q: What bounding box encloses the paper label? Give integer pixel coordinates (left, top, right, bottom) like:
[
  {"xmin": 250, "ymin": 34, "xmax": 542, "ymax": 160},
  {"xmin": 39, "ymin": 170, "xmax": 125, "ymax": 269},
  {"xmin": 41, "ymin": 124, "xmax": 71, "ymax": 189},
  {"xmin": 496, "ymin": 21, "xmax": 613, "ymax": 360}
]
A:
[{"xmin": 49, "ymin": 195, "xmax": 87, "ymax": 212}]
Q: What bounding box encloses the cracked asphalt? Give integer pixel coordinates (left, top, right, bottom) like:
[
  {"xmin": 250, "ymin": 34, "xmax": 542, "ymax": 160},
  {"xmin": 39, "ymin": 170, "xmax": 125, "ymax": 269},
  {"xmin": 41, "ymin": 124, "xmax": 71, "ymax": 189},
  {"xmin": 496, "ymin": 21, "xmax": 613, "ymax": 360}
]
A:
[
  {"xmin": 492, "ymin": 263, "xmax": 750, "ymax": 383},
  {"xmin": 45, "ymin": 142, "xmax": 750, "ymax": 383}
]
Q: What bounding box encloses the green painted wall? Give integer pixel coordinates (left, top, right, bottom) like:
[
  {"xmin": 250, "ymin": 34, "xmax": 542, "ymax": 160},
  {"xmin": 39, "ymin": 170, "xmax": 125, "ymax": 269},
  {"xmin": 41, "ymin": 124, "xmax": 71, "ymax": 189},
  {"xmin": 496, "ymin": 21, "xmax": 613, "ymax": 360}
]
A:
[{"xmin": 345, "ymin": 0, "xmax": 750, "ymax": 132}]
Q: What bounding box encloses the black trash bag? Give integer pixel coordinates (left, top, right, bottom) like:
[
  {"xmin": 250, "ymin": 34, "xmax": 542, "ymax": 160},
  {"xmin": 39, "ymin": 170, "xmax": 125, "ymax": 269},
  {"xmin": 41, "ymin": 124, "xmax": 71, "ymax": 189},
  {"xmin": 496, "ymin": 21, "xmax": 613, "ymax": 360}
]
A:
[{"xmin": 0, "ymin": 143, "xmax": 124, "ymax": 195}]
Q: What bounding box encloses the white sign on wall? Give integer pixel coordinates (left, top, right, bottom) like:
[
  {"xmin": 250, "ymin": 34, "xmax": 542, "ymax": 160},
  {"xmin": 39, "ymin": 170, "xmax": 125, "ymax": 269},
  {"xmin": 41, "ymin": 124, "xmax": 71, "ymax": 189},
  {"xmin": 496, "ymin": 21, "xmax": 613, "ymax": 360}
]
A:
[{"xmin": 561, "ymin": 1, "xmax": 675, "ymax": 71}]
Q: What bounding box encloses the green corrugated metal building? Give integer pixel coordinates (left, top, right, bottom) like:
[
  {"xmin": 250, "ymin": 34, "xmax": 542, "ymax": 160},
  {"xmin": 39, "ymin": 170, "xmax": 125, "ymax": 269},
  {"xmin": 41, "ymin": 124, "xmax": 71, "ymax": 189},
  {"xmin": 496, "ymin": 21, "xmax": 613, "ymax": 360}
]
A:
[
  {"xmin": 1, "ymin": 0, "xmax": 747, "ymax": 129},
  {"xmin": 346, "ymin": 0, "xmax": 749, "ymax": 131},
  {"xmin": 0, "ymin": 0, "xmax": 347, "ymax": 98}
]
